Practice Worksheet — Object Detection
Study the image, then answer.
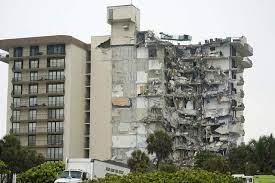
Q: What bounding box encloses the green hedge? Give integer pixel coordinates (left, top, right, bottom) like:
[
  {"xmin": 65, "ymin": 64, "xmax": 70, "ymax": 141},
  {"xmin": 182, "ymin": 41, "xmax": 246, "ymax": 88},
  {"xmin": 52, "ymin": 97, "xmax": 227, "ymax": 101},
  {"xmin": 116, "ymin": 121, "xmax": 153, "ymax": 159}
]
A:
[
  {"xmin": 17, "ymin": 161, "xmax": 64, "ymax": 183},
  {"xmin": 87, "ymin": 169, "xmax": 242, "ymax": 183}
]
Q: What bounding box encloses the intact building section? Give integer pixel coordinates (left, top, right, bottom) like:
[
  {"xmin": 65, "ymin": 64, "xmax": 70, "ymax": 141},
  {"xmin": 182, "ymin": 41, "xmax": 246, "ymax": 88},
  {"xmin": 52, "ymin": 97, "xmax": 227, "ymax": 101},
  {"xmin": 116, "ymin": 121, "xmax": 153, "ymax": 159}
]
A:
[{"xmin": 0, "ymin": 36, "xmax": 89, "ymax": 161}]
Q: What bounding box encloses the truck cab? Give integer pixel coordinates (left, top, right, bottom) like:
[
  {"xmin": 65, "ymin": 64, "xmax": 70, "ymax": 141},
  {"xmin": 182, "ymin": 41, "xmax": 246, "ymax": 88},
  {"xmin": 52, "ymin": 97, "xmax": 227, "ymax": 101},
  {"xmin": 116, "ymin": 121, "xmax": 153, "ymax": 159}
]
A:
[{"xmin": 54, "ymin": 169, "xmax": 89, "ymax": 183}]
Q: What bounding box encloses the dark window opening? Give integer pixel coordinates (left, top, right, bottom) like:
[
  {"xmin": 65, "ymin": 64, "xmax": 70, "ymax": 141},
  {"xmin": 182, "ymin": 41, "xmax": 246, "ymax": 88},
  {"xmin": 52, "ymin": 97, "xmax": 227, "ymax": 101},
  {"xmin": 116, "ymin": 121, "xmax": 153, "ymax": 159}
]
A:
[
  {"xmin": 28, "ymin": 135, "xmax": 36, "ymax": 146},
  {"xmin": 14, "ymin": 47, "xmax": 23, "ymax": 57},
  {"xmin": 232, "ymin": 59, "xmax": 237, "ymax": 68},
  {"xmin": 148, "ymin": 47, "xmax": 157, "ymax": 58},
  {"xmin": 30, "ymin": 46, "xmax": 39, "ymax": 56},
  {"xmin": 232, "ymin": 71, "xmax": 237, "ymax": 79},
  {"xmin": 47, "ymin": 44, "xmax": 65, "ymax": 55},
  {"xmin": 210, "ymin": 47, "xmax": 215, "ymax": 51},
  {"xmin": 231, "ymin": 46, "xmax": 236, "ymax": 56}
]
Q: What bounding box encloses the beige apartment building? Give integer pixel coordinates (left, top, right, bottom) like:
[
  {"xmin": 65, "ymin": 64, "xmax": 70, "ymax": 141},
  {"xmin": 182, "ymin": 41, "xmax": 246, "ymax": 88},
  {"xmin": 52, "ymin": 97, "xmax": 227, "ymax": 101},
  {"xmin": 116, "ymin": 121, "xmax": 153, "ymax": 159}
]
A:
[
  {"xmin": 0, "ymin": 4, "xmax": 253, "ymax": 164},
  {"xmin": 0, "ymin": 36, "xmax": 91, "ymax": 161}
]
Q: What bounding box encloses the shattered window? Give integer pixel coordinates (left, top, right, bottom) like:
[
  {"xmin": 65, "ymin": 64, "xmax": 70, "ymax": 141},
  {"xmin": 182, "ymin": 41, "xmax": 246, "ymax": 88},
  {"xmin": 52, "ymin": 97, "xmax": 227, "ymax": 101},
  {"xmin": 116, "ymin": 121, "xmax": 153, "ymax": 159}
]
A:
[{"xmin": 148, "ymin": 47, "xmax": 157, "ymax": 58}]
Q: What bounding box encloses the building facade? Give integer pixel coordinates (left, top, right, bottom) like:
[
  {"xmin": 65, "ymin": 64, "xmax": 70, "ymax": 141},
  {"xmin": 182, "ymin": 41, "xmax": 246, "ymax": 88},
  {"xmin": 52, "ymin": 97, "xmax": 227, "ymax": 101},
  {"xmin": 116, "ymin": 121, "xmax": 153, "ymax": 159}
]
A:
[
  {"xmin": 0, "ymin": 5, "xmax": 253, "ymax": 164},
  {"xmin": 0, "ymin": 36, "xmax": 91, "ymax": 161}
]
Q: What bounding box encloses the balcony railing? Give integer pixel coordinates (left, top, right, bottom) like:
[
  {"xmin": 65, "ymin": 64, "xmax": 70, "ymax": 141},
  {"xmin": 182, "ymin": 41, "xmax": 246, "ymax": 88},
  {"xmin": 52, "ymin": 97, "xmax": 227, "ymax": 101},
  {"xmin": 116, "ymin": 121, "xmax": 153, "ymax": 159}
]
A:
[
  {"xmin": 10, "ymin": 114, "xmax": 64, "ymax": 122},
  {"xmin": 11, "ymin": 90, "xmax": 65, "ymax": 97},
  {"xmin": 10, "ymin": 127, "xmax": 64, "ymax": 135},
  {"xmin": 28, "ymin": 140, "xmax": 63, "ymax": 147},
  {"xmin": 10, "ymin": 102, "xmax": 64, "ymax": 109},
  {"xmin": 12, "ymin": 75, "xmax": 65, "ymax": 83}
]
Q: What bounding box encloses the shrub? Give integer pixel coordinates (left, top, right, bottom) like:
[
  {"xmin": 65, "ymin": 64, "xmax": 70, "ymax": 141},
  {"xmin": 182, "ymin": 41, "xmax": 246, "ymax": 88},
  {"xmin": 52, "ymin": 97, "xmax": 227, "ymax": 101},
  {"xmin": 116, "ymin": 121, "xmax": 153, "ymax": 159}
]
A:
[
  {"xmin": 158, "ymin": 163, "xmax": 178, "ymax": 173},
  {"xmin": 17, "ymin": 161, "xmax": 64, "ymax": 183},
  {"xmin": 85, "ymin": 169, "xmax": 242, "ymax": 183}
]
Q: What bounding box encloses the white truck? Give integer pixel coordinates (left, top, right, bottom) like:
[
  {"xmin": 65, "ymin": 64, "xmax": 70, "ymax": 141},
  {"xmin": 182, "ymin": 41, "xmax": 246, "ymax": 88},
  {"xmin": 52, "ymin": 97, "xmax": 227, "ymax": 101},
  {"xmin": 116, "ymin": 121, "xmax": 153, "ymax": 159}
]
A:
[
  {"xmin": 232, "ymin": 174, "xmax": 254, "ymax": 183},
  {"xmin": 54, "ymin": 158, "xmax": 130, "ymax": 183}
]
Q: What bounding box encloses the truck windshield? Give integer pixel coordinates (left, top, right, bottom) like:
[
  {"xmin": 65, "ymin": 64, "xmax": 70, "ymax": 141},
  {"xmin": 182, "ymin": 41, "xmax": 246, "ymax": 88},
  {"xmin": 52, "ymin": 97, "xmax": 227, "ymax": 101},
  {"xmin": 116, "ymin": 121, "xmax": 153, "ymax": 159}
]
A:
[
  {"xmin": 60, "ymin": 171, "xmax": 70, "ymax": 178},
  {"xmin": 70, "ymin": 171, "xmax": 82, "ymax": 179}
]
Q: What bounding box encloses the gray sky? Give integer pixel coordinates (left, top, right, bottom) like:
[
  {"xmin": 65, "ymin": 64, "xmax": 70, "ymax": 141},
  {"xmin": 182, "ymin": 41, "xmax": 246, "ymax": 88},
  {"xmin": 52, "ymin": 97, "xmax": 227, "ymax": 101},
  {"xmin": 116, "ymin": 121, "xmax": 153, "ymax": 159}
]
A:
[{"xmin": 0, "ymin": 0, "xmax": 274, "ymax": 142}]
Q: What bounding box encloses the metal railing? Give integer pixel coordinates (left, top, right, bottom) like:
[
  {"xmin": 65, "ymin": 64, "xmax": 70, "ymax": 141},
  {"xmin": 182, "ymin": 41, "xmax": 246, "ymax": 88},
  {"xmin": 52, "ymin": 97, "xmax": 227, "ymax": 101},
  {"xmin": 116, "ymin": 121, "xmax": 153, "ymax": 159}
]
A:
[
  {"xmin": 12, "ymin": 75, "xmax": 65, "ymax": 83},
  {"xmin": 10, "ymin": 127, "xmax": 64, "ymax": 134},
  {"xmin": 11, "ymin": 102, "xmax": 64, "ymax": 109}
]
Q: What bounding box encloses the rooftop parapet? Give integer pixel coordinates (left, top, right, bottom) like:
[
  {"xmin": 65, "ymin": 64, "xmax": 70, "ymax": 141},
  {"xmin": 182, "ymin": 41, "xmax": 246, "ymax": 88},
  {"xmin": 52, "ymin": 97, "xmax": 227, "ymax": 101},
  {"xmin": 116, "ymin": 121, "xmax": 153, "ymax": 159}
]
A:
[{"xmin": 107, "ymin": 5, "xmax": 140, "ymax": 25}]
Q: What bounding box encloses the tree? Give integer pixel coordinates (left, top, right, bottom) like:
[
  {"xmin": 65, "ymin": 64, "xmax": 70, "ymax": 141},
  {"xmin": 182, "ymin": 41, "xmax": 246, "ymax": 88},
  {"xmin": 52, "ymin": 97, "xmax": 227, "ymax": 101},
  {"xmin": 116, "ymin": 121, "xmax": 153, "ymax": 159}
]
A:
[
  {"xmin": 127, "ymin": 150, "xmax": 150, "ymax": 173},
  {"xmin": 228, "ymin": 134, "xmax": 275, "ymax": 175},
  {"xmin": 146, "ymin": 130, "xmax": 173, "ymax": 168},
  {"xmin": 195, "ymin": 151, "xmax": 229, "ymax": 173},
  {"xmin": 17, "ymin": 161, "xmax": 64, "ymax": 183},
  {"xmin": 0, "ymin": 135, "xmax": 45, "ymax": 173},
  {"xmin": 0, "ymin": 160, "xmax": 9, "ymax": 174},
  {"xmin": 228, "ymin": 145, "xmax": 254, "ymax": 174},
  {"xmin": 247, "ymin": 134, "xmax": 275, "ymax": 174}
]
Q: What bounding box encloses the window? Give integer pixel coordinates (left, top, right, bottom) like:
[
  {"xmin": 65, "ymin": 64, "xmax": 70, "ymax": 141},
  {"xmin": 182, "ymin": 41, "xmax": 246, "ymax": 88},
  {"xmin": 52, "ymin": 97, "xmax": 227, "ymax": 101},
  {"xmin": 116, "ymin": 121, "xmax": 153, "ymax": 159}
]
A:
[
  {"xmin": 12, "ymin": 110, "xmax": 20, "ymax": 121},
  {"xmin": 47, "ymin": 134, "xmax": 63, "ymax": 145},
  {"xmin": 47, "ymin": 58, "xmax": 65, "ymax": 68},
  {"xmin": 48, "ymin": 109, "xmax": 64, "ymax": 119},
  {"xmin": 210, "ymin": 47, "xmax": 216, "ymax": 51},
  {"xmin": 47, "ymin": 84, "xmax": 64, "ymax": 93},
  {"xmin": 13, "ymin": 85, "xmax": 22, "ymax": 95},
  {"xmin": 28, "ymin": 135, "xmax": 36, "ymax": 146},
  {"xmin": 48, "ymin": 96, "xmax": 64, "ymax": 106},
  {"xmin": 28, "ymin": 122, "xmax": 36, "ymax": 133},
  {"xmin": 84, "ymin": 137, "xmax": 89, "ymax": 148},
  {"xmin": 14, "ymin": 47, "xmax": 23, "ymax": 57},
  {"xmin": 29, "ymin": 84, "xmax": 38, "ymax": 94},
  {"xmin": 231, "ymin": 46, "xmax": 237, "ymax": 56},
  {"xmin": 48, "ymin": 71, "xmax": 65, "ymax": 80},
  {"xmin": 47, "ymin": 147, "xmax": 63, "ymax": 159},
  {"xmin": 14, "ymin": 72, "xmax": 22, "ymax": 81},
  {"xmin": 148, "ymin": 47, "xmax": 157, "ymax": 58},
  {"xmin": 48, "ymin": 122, "xmax": 64, "ymax": 133},
  {"xmin": 29, "ymin": 110, "xmax": 37, "ymax": 120},
  {"xmin": 232, "ymin": 59, "xmax": 237, "ymax": 68},
  {"xmin": 30, "ymin": 71, "xmax": 38, "ymax": 81},
  {"xmin": 232, "ymin": 72, "xmax": 237, "ymax": 79},
  {"xmin": 47, "ymin": 44, "xmax": 65, "ymax": 55},
  {"xmin": 14, "ymin": 60, "xmax": 22, "ymax": 70},
  {"xmin": 29, "ymin": 59, "xmax": 39, "ymax": 69},
  {"xmin": 12, "ymin": 122, "xmax": 20, "ymax": 133},
  {"xmin": 13, "ymin": 98, "xmax": 21, "ymax": 107},
  {"xmin": 29, "ymin": 97, "xmax": 37, "ymax": 107},
  {"xmin": 30, "ymin": 46, "xmax": 39, "ymax": 56}
]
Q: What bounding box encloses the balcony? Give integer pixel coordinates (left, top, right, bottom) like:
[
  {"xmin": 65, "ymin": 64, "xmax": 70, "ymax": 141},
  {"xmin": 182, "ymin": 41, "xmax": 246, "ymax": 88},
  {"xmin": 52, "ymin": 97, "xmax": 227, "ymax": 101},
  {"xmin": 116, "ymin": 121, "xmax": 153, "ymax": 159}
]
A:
[
  {"xmin": 28, "ymin": 140, "xmax": 63, "ymax": 148},
  {"xmin": 240, "ymin": 57, "xmax": 253, "ymax": 69},
  {"xmin": 1, "ymin": 52, "xmax": 65, "ymax": 63},
  {"xmin": 237, "ymin": 77, "xmax": 244, "ymax": 86},
  {"xmin": 12, "ymin": 75, "xmax": 65, "ymax": 84},
  {"xmin": 10, "ymin": 114, "xmax": 64, "ymax": 123},
  {"xmin": 231, "ymin": 36, "xmax": 253, "ymax": 57},
  {"xmin": 11, "ymin": 90, "xmax": 65, "ymax": 97},
  {"xmin": 10, "ymin": 127, "xmax": 64, "ymax": 135},
  {"xmin": 233, "ymin": 103, "xmax": 245, "ymax": 111},
  {"xmin": 10, "ymin": 102, "xmax": 64, "ymax": 110},
  {"xmin": 234, "ymin": 115, "xmax": 245, "ymax": 123}
]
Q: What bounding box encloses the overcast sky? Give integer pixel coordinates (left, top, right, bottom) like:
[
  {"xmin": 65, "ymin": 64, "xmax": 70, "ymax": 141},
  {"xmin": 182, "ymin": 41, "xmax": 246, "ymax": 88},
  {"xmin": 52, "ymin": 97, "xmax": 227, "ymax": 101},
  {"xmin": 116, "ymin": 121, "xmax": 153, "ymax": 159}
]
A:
[{"xmin": 0, "ymin": 0, "xmax": 274, "ymax": 142}]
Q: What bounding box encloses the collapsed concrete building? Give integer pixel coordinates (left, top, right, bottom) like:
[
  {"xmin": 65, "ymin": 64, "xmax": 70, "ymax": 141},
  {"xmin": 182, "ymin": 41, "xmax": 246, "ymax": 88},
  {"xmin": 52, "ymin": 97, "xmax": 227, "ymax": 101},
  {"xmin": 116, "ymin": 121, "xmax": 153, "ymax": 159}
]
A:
[
  {"xmin": 0, "ymin": 4, "xmax": 253, "ymax": 164},
  {"xmin": 91, "ymin": 5, "xmax": 253, "ymax": 165}
]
